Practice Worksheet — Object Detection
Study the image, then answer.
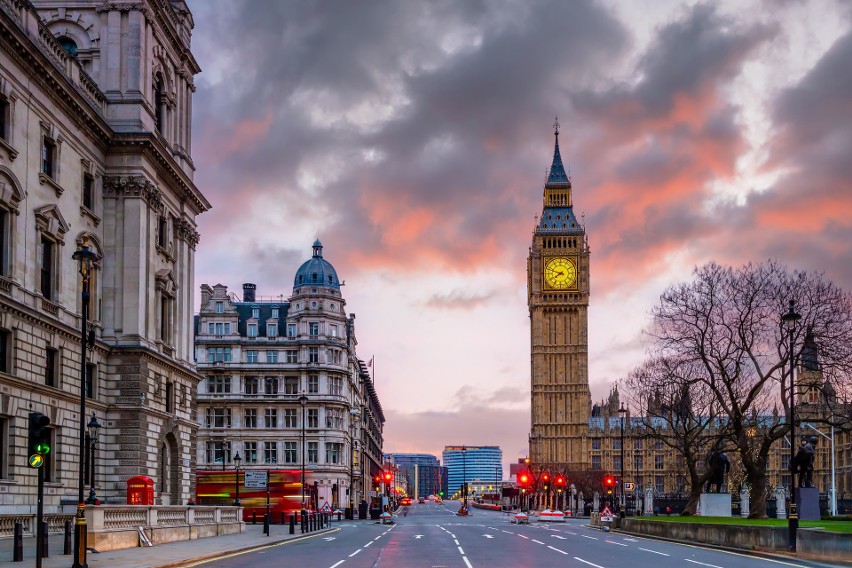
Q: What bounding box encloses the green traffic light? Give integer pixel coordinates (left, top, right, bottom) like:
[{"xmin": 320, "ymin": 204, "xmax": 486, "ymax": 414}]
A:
[{"xmin": 35, "ymin": 442, "xmax": 50, "ymax": 455}]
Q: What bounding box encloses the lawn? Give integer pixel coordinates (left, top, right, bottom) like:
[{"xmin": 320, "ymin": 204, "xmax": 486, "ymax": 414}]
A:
[{"xmin": 638, "ymin": 515, "xmax": 852, "ymax": 533}]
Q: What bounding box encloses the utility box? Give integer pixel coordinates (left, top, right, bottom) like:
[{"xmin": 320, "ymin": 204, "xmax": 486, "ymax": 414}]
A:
[{"xmin": 127, "ymin": 476, "xmax": 154, "ymax": 505}]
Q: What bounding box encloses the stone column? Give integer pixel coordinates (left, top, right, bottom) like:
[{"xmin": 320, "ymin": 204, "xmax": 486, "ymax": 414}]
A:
[
  {"xmin": 740, "ymin": 484, "xmax": 750, "ymax": 517},
  {"xmin": 775, "ymin": 486, "xmax": 786, "ymax": 519},
  {"xmin": 644, "ymin": 487, "xmax": 654, "ymax": 515}
]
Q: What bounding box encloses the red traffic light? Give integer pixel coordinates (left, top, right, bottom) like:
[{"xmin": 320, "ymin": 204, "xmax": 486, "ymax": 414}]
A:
[
  {"xmin": 519, "ymin": 473, "xmax": 530, "ymax": 484},
  {"xmin": 556, "ymin": 476, "xmax": 565, "ymax": 486},
  {"xmin": 383, "ymin": 472, "xmax": 392, "ymax": 482},
  {"xmin": 605, "ymin": 476, "xmax": 614, "ymax": 487},
  {"xmin": 542, "ymin": 473, "xmax": 549, "ymax": 482},
  {"xmin": 374, "ymin": 475, "xmax": 381, "ymax": 483}
]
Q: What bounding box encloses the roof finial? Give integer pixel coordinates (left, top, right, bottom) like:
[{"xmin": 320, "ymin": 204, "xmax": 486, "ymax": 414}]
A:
[{"xmin": 553, "ymin": 116, "xmax": 560, "ymax": 138}]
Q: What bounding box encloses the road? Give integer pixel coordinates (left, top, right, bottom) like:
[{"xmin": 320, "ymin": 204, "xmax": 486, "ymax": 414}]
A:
[{"xmin": 195, "ymin": 500, "xmax": 819, "ymax": 568}]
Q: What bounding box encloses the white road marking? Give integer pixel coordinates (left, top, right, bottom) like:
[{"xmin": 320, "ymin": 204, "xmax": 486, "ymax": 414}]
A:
[
  {"xmin": 414, "ymin": 535, "xmax": 423, "ymax": 539},
  {"xmin": 581, "ymin": 534, "xmax": 598, "ymax": 540},
  {"xmin": 606, "ymin": 540, "xmax": 628, "ymax": 546},
  {"xmin": 323, "ymin": 537, "xmax": 336, "ymax": 541},
  {"xmin": 685, "ymin": 560, "xmax": 722, "ymax": 568},
  {"xmin": 638, "ymin": 547, "xmax": 669, "ymax": 556},
  {"xmin": 348, "ymin": 549, "xmax": 361, "ymax": 558},
  {"xmin": 548, "ymin": 545, "xmax": 568, "ymax": 555},
  {"xmin": 532, "ymin": 539, "xmax": 545, "ymax": 544},
  {"xmin": 483, "ymin": 534, "xmax": 494, "ymax": 539},
  {"xmin": 457, "ymin": 546, "xmax": 465, "ymax": 554},
  {"xmin": 463, "ymin": 556, "xmax": 474, "ymax": 568},
  {"xmin": 518, "ymin": 534, "xmax": 529, "ymax": 539},
  {"xmin": 364, "ymin": 541, "xmax": 373, "ymax": 548},
  {"xmin": 551, "ymin": 535, "xmax": 567, "ymax": 540},
  {"xmin": 574, "ymin": 557, "xmax": 606, "ymax": 568},
  {"xmin": 501, "ymin": 530, "xmax": 513, "ymax": 534},
  {"xmin": 330, "ymin": 561, "xmax": 345, "ymax": 568},
  {"xmin": 566, "ymin": 531, "xmax": 577, "ymax": 535},
  {"xmin": 454, "ymin": 540, "xmax": 459, "ymax": 545},
  {"xmin": 624, "ymin": 538, "xmax": 638, "ymax": 542}
]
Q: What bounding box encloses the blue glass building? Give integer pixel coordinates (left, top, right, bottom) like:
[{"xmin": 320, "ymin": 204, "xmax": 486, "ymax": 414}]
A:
[{"xmin": 442, "ymin": 446, "xmax": 502, "ymax": 498}]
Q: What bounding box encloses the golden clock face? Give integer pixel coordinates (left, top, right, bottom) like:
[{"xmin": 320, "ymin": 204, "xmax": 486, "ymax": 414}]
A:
[{"xmin": 544, "ymin": 257, "xmax": 577, "ymax": 289}]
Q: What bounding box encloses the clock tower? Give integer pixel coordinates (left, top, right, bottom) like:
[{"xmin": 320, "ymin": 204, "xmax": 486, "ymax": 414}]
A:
[{"xmin": 527, "ymin": 121, "xmax": 592, "ymax": 470}]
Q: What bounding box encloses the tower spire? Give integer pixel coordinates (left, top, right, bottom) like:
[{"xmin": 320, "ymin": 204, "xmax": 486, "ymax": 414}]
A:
[{"xmin": 548, "ymin": 117, "xmax": 569, "ymax": 186}]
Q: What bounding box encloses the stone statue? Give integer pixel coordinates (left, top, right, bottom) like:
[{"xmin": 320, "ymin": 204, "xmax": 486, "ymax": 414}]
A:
[
  {"xmin": 705, "ymin": 450, "xmax": 731, "ymax": 493},
  {"xmin": 792, "ymin": 436, "xmax": 818, "ymax": 488}
]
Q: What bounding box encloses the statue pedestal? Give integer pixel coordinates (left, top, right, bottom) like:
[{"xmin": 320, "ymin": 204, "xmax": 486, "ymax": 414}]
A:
[
  {"xmin": 699, "ymin": 493, "xmax": 731, "ymax": 517},
  {"xmin": 796, "ymin": 487, "xmax": 820, "ymax": 521}
]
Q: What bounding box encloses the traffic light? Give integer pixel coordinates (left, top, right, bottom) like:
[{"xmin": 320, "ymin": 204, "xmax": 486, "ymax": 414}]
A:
[
  {"xmin": 604, "ymin": 476, "xmax": 614, "ymax": 495},
  {"xmin": 373, "ymin": 475, "xmax": 381, "ymax": 491},
  {"xmin": 542, "ymin": 473, "xmax": 549, "ymax": 491},
  {"xmin": 519, "ymin": 473, "xmax": 529, "ymax": 485},
  {"xmin": 383, "ymin": 471, "xmax": 392, "ymax": 482},
  {"xmin": 555, "ymin": 476, "xmax": 565, "ymax": 492},
  {"xmin": 28, "ymin": 412, "xmax": 51, "ymax": 462}
]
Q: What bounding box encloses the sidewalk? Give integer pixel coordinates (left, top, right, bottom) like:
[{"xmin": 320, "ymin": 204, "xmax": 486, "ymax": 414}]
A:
[{"xmin": 0, "ymin": 520, "xmax": 344, "ymax": 568}]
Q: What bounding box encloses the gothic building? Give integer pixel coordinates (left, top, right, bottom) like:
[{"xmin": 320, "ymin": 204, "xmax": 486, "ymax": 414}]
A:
[
  {"xmin": 194, "ymin": 242, "xmax": 385, "ymax": 510},
  {"xmin": 0, "ymin": 0, "xmax": 207, "ymax": 511}
]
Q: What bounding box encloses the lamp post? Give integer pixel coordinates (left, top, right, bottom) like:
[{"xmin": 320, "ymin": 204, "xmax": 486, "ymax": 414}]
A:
[
  {"xmin": 782, "ymin": 299, "xmax": 801, "ymax": 552},
  {"xmin": 461, "ymin": 446, "xmax": 467, "ymax": 507},
  {"xmin": 299, "ymin": 393, "xmax": 308, "ymax": 516},
  {"xmin": 619, "ymin": 403, "xmax": 627, "ymax": 518},
  {"xmin": 233, "ymin": 452, "xmax": 242, "ymax": 507},
  {"xmin": 72, "ymin": 238, "xmax": 98, "ymax": 568},
  {"xmin": 348, "ymin": 407, "xmax": 359, "ymax": 519},
  {"xmin": 85, "ymin": 414, "xmax": 101, "ymax": 505}
]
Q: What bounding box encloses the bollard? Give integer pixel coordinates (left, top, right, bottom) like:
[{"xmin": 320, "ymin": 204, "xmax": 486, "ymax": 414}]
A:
[
  {"xmin": 263, "ymin": 513, "xmax": 270, "ymax": 536},
  {"xmin": 300, "ymin": 512, "xmax": 305, "ymax": 534},
  {"xmin": 289, "ymin": 513, "xmax": 295, "ymax": 534},
  {"xmin": 337, "ymin": 510, "xmax": 342, "ymax": 522},
  {"xmin": 41, "ymin": 522, "xmax": 49, "ymax": 558},
  {"xmin": 252, "ymin": 511, "xmax": 257, "ymax": 525},
  {"xmin": 64, "ymin": 520, "xmax": 72, "ymax": 555},
  {"xmin": 13, "ymin": 522, "xmax": 23, "ymax": 562},
  {"xmin": 311, "ymin": 513, "xmax": 315, "ymax": 531}
]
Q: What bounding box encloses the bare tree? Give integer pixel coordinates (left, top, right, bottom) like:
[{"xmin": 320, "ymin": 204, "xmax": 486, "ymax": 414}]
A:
[
  {"xmin": 625, "ymin": 356, "xmax": 727, "ymax": 515},
  {"xmin": 644, "ymin": 261, "xmax": 852, "ymax": 518}
]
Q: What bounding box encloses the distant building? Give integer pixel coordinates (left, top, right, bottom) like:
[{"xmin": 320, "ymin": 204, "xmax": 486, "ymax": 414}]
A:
[
  {"xmin": 386, "ymin": 453, "xmax": 447, "ymax": 498},
  {"xmin": 194, "ymin": 241, "xmax": 385, "ymax": 510},
  {"xmin": 443, "ymin": 446, "xmax": 502, "ymax": 499}
]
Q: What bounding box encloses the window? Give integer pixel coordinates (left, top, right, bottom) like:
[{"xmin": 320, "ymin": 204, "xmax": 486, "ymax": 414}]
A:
[
  {"xmin": 307, "ymin": 441, "xmax": 318, "ymax": 464},
  {"xmin": 612, "ymin": 439, "xmax": 622, "ymax": 450},
  {"xmin": 265, "ymin": 408, "xmax": 277, "ymax": 428},
  {"xmin": 591, "ymin": 439, "xmax": 601, "ymax": 450},
  {"xmin": 264, "ymin": 377, "xmax": 278, "ymax": 395},
  {"xmin": 284, "ymin": 377, "xmax": 299, "ymax": 395},
  {"xmin": 267, "ymin": 324, "xmax": 277, "ymax": 337},
  {"xmin": 0, "ymin": 209, "xmax": 8, "ymax": 277},
  {"xmin": 40, "ymin": 237, "xmax": 54, "ymax": 300},
  {"xmin": 325, "ymin": 443, "xmax": 342, "ymax": 464},
  {"xmin": 252, "ymin": 307, "xmax": 259, "ymax": 319},
  {"xmin": 264, "ymin": 442, "xmax": 277, "ymax": 464},
  {"xmin": 326, "ymin": 408, "xmax": 343, "ymax": 429},
  {"xmin": 42, "ymin": 137, "xmax": 56, "ymax": 177},
  {"xmin": 247, "ymin": 323, "xmax": 258, "ymax": 338},
  {"xmin": 205, "ymin": 441, "xmax": 231, "ymax": 466},
  {"xmin": 655, "ymin": 455, "xmax": 664, "ymax": 470},
  {"xmin": 308, "ymin": 347, "xmax": 318, "ymax": 363},
  {"xmin": 308, "ymin": 375, "xmax": 319, "ymax": 394},
  {"xmin": 284, "ymin": 409, "xmax": 296, "ymax": 428},
  {"xmin": 266, "ymin": 351, "xmax": 278, "ymax": 363},
  {"xmin": 0, "ymin": 417, "xmax": 7, "ymax": 478},
  {"xmin": 208, "ymin": 323, "xmax": 214, "ymax": 335},
  {"xmin": 213, "ymin": 322, "xmax": 223, "ymax": 335},
  {"xmin": 309, "ymin": 322, "xmax": 319, "ymax": 336},
  {"xmin": 283, "ymin": 441, "xmax": 297, "ymax": 464},
  {"xmin": 329, "ymin": 324, "xmax": 338, "ymax": 338},
  {"xmin": 224, "ymin": 323, "xmax": 231, "ymax": 334},
  {"xmin": 244, "ymin": 409, "xmax": 257, "ymax": 429},
  {"xmin": 613, "ymin": 456, "xmax": 622, "ymax": 471},
  {"xmin": 0, "ymin": 96, "xmax": 7, "ymax": 141},
  {"xmin": 154, "ymin": 74, "xmax": 164, "ymax": 133},
  {"xmin": 82, "ymin": 173, "xmax": 94, "ymax": 211},
  {"xmin": 207, "ymin": 347, "xmax": 232, "ymax": 362},
  {"xmin": 44, "ymin": 347, "xmax": 58, "ymax": 387},
  {"xmin": 271, "ymin": 308, "xmax": 279, "ymax": 319},
  {"xmin": 634, "ymin": 439, "xmax": 643, "ymax": 450},
  {"xmin": 307, "ymin": 408, "xmax": 318, "ymax": 428},
  {"xmin": 246, "ymin": 350, "xmax": 258, "ymax": 363},
  {"xmin": 157, "ymin": 215, "xmax": 167, "ymax": 248},
  {"xmin": 243, "ymin": 441, "xmax": 258, "ymax": 464},
  {"xmin": 245, "ymin": 377, "xmax": 259, "ymax": 395},
  {"xmin": 160, "ymin": 294, "xmax": 172, "ymax": 344},
  {"xmin": 591, "ymin": 455, "xmax": 601, "ymax": 470},
  {"xmin": 287, "ymin": 324, "xmax": 297, "ymax": 337},
  {"xmin": 85, "ymin": 363, "xmax": 96, "ymax": 398},
  {"xmin": 328, "ymin": 377, "xmax": 342, "ymax": 396},
  {"xmin": 206, "ymin": 408, "xmax": 231, "ymax": 428},
  {"xmin": 207, "ymin": 376, "xmax": 231, "ymax": 394},
  {"xmin": 634, "ymin": 456, "xmax": 643, "ymax": 470},
  {"xmin": 286, "ymin": 350, "xmax": 297, "ymax": 363},
  {"xmin": 329, "ymin": 350, "xmax": 342, "ymax": 365},
  {"xmin": 655, "ymin": 476, "xmax": 664, "ymax": 492},
  {"xmin": 165, "ymin": 380, "xmax": 174, "ymax": 413},
  {"xmin": 781, "ymin": 454, "xmax": 791, "ymax": 470},
  {"xmin": 215, "ymin": 302, "xmax": 223, "ymax": 314},
  {"xmin": 654, "ymin": 440, "xmax": 664, "ymax": 450},
  {"xmin": 0, "ymin": 329, "xmax": 10, "ymax": 374}
]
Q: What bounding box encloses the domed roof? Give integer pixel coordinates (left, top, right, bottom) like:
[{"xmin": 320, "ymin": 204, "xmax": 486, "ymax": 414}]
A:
[{"xmin": 293, "ymin": 240, "xmax": 340, "ymax": 289}]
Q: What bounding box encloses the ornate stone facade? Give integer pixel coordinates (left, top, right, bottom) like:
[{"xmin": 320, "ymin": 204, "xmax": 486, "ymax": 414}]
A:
[{"xmin": 0, "ymin": 0, "xmax": 208, "ymax": 512}]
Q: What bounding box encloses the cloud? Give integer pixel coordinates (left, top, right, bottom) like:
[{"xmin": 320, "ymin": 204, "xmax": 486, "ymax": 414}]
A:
[{"xmin": 425, "ymin": 289, "xmax": 496, "ymax": 310}]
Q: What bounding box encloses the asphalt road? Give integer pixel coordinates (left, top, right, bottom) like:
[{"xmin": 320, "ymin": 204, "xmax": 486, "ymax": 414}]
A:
[{"xmin": 194, "ymin": 500, "xmax": 822, "ymax": 568}]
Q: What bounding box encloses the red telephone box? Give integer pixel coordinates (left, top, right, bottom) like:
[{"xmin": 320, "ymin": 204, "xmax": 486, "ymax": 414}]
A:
[{"xmin": 126, "ymin": 476, "xmax": 154, "ymax": 505}]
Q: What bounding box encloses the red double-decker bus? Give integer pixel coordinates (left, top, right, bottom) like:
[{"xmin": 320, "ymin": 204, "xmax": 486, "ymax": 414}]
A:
[{"xmin": 196, "ymin": 469, "xmax": 308, "ymax": 521}]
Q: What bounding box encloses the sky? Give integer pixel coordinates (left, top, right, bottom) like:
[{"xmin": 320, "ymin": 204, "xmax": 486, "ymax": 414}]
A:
[{"xmin": 186, "ymin": 0, "xmax": 852, "ymax": 473}]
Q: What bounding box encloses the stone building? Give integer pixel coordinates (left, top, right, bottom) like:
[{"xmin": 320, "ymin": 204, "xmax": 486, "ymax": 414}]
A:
[
  {"xmin": 0, "ymin": 0, "xmax": 208, "ymax": 512},
  {"xmin": 194, "ymin": 241, "xmax": 384, "ymax": 511}
]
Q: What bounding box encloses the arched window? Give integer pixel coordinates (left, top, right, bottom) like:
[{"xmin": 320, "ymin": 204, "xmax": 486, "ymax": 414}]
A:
[
  {"xmin": 57, "ymin": 36, "xmax": 77, "ymax": 57},
  {"xmin": 153, "ymin": 74, "xmax": 164, "ymax": 133}
]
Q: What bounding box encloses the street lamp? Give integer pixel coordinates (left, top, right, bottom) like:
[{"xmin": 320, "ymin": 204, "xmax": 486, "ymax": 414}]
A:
[
  {"xmin": 619, "ymin": 403, "xmax": 627, "ymax": 519},
  {"xmin": 782, "ymin": 299, "xmax": 801, "ymax": 552},
  {"xmin": 461, "ymin": 446, "xmax": 467, "ymax": 507},
  {"xmin": 299, "ymin": 393, "xmax": 309, "ymax": 516},
  {"xmin": 348, "ymin": 407, "xmax": 360, "ymax": 519},
  {"xmin": 85, "ymin": 414, "xmax": 101, "ymax": 505},
  {"xmin": 72, "ymin": 238, "xmax": 98, "ymax": 568},
  {"xmin": 233, "ymin": 452, "xmax": 242, "ymax": 507}
]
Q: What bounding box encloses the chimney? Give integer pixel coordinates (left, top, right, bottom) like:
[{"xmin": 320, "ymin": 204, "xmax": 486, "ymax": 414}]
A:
[
  {"xmin": 243, "ymin": 283, "xmax": 256, "ymax": 302},
  {"xmin": 200, "ymin": 284, "xmax": 213, "ymax": 307}
]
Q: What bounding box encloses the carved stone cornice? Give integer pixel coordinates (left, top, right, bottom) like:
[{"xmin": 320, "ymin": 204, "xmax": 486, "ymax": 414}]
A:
[
  {"xmin": 175, "ymin": 219, "xmax": 199, "ymax": 250},
  {"xmin": 95, "ymin": 2, "xmax": 150, "ymax": 17},
  {"xmin": 102, "ymin": 175, "xmax": 164, "ymax": 212}
]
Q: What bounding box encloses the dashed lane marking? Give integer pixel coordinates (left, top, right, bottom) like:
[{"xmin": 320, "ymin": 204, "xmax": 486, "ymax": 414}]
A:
[
  {"xmin": 458, "ymin": 546, "xmax": 465, "ymax": 555},
  {"xmin": 685, "ymin": 560, "xmax": 722, "ymax": 568},
  {"xmin": 574, "ymin": 557, "xmax": 606, "ymax": 568},
  {"xmin": 348, "ymin": 549, "xmax": 361, "ymax": 558},
  {"xmin": 581, "ymin": 535, "xmax": 598, "ymax": 540},
  {"xmin": 532, "ymin": 539, "xmax": 545, "ymax": 544},
  {"xmin": 638, "ymin": 547, "xmax": 668, "ymax": 556},
  {"xmin": 606, "ymin": 540, "xmax": 628, "ymax": 546},
  {"xmin": 329, "ymin": 561, "xmax": 345, "ymax": 568},
  {"xmin": 547, "ymin": 545, "xmax": 568, "ymax": 555},
  {"xmin": 462, "ymin": 556, "xmax": 474, "ymax": 568}
]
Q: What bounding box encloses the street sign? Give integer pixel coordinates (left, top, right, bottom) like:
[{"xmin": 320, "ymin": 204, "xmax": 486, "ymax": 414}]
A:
[
  {"xmin": 624, "ymin": 482, "xmax": 635, "ymax": 491},
  {"xmin": 244, "ymin": 470, "xmax": 268, "ymax": 488},
  {"xmin": 320, "ymin": 502, "xmax": 332, "ymax": 513},
  {"xmin": 28, "ymin": 454, "xmax": 44, "ymax": 468},
  {"xmin": 600, "ymin": 505, "xmax": 613, "ymax": 522}
]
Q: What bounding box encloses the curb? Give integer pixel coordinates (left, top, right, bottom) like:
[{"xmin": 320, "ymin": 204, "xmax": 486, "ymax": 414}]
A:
[{"xmin": 148, "ymin": 527, "xmax": 339, "ymax": 568}]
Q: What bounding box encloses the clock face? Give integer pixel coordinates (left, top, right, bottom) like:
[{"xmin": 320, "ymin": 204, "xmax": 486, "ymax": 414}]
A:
[{"xmin": 544, "ymin": 257, "xmax": 577, "ymax": 289}]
